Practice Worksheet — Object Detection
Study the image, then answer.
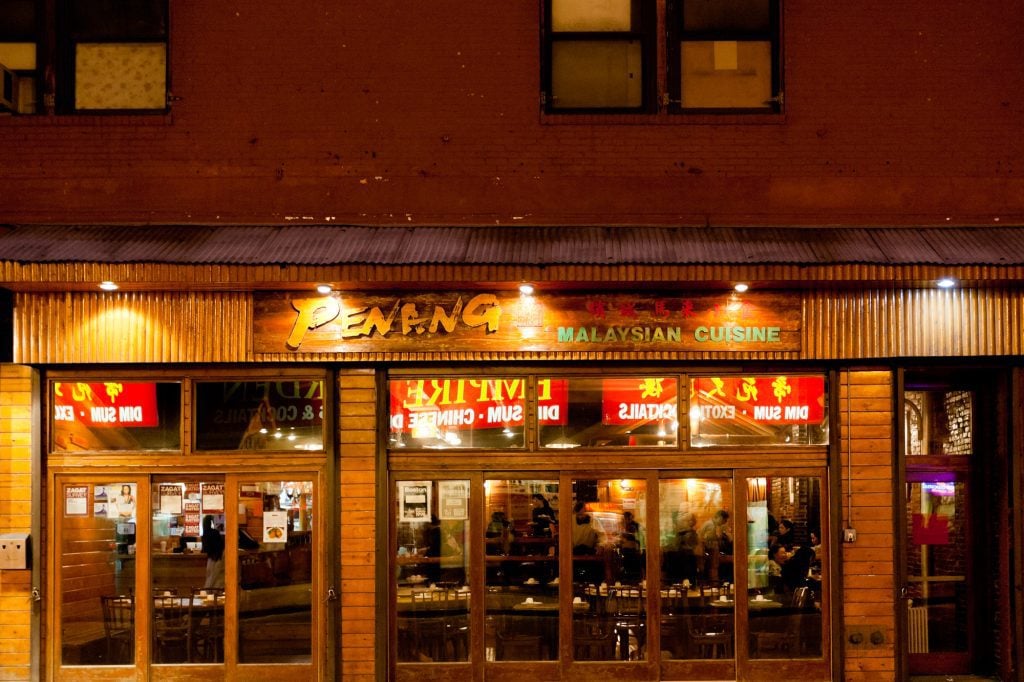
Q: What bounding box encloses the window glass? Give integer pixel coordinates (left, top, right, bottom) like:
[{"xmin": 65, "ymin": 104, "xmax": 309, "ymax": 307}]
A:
[
  {"xmin": 689, "ymin": 375, "xmax": 828, "ymax": 447},
  {"xmin": 680, "ymin": 40, "xmax": 772, "ymax": 109},
  {"xmin": 571, "ymin": 477, "xmax": 648, "ymax": 661},
  {"xmin": 904, "ymin": 390, "xmax": 973, "ymax": 456},
  {"xmin": 552, "ymin": 0, "xmax": 635, "ymax": 31},
  {"xmin": 395, "ymin": 479, "xmax": 471, "ymax": 663},
  {"xmin": 539, "ymin": 377, "xmax": 678, "ymax": 448},
  {"xmin": 60, "ymin": 481, "xmax": 137, "ymax": 666},
  {"xmin": 237, "ymin": 480, "xmax": 314, "ymax": 664},
  {"xmin": 75, "ymin": 42, "xmax": 165, "ymax": 110},
  {"xmin": 389, "ymin": 378, "xmax": 526, "ymax": 449},
  {"xmin": 659, "ymin": 477, "xmax": 735, "ymax": 659},
  {"xmin": 194, "ymin": 380, "xmax": 324, "ymax": 451},
  {"xmin": 746, "ymin": 476, "xmax": 824, "ymax": 659},
  {"xmin": 69, "ymin": 0, "xmax": 166, "ymax": 39},
  {"xmin": 550, "ymin": 41, "xmax": 643, "ymax": 109},
  {"xmin": 150, "ymin": 476, "xmax": 226, "ymax": 665},
  {"xmin": 484, "ymin": 479, "xmax": 559, "ymax": 660},
  {"xmin": 51, "ymin": 381, "xmax": 181, "ymax": 451},
  {"xmin": 681, "ymin": 0, "xmax": 770, "ymax": 32}
]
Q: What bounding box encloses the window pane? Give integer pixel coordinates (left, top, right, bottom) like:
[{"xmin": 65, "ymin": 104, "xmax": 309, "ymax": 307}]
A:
[
  {"xmin": 571, "ymin": 478, "xmax": 648, "ymax": 661},
  {"xmin": 395, "ymin": 480, "xmax": 471, "ymax": 663},
  {"xmin": 389, "ymin": 378, "xmax": 526, "ymax": 449},
  {"xmin": 680, "ymin": 40, "xmax": 772, "ymax": 109},
  {"xmin": 70, "ymin": 0, "xmax": 166, "ymax": 39},
  {"xmin": 904, "ymin": 390, "xmax": 973, "ymax": 456},
  {"xmin": 150, "ymin": 477, "xmax": 226, "ymax": 664},
  {"xmin": 52, "ymin": 381, "xmax": 181, "ymax": 451},
  {"xmin": 75, "ymin": 42, "xmax": 166, "ymax": 110},
  {"xmin": 60, "ymin": 482, "xmax": 136, "ymax": 666},
  {"xmin": 194, "ymin": 380, "xmax": 324, "ymax": 452},
  {"xmin": 682, "ymin": 0, "xmax": 770, "ymax": 32},
  {"xmin": 551, "ymin": 40, "xmax": 643, "ymax": 109},
  {"xmin": 0, "ymin": 43, "xmax": 36, "ymax": 69},
  {"xmin": 238, "ymin": 480, "xmax": 314, "ymax": 663},
  {"xmin": 0, "ymin": 1, "xmax": 36, "ymax": 37},
  {"xmin": 552, "ymin": 0, "xmax": 635, "ymax": 31},
  {"xmin": 747, "ymin": 476, "xmax": 823, "ymax": 659},
  {"xmin": 484, "ymin": 479, "xmax": 559, "ymax": 661},
  {"xmin": 538, "ymin": 377, "xmax": 678, "ymax": 448},
  {"xmin": 689, "ymin": 375, "xmax": 828, "ymax": 447},
  {"xmin": 659, "ymin": 477, "xmax": 735, "ymax": 660}
]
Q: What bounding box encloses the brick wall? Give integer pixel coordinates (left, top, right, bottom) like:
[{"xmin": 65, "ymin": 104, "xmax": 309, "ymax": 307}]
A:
[
  {"xmin": 338, "ymin": 369, "xmax": 378, "ymax": 681},
  {"xmin": 840, "ymin": 370, "xmax": 897, "ymax": 681},
  {"xmin": 0, "ymin": 1, "xmax": 1021, "ymax": 226},
  {"xmin": 0, "ymin": 365, "xmax": 34, "ymax": 681}
]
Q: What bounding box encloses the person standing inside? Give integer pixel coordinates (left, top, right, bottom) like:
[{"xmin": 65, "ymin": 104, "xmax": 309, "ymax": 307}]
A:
[{"xmin": 202, "ymin": 515, "xmax": 225, "ymax": 588}]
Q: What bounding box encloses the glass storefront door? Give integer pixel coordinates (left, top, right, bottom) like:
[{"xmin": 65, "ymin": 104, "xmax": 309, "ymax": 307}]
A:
[{"xmin": 53, "ymin": 472, "xmax": 322, "ymax": 680}]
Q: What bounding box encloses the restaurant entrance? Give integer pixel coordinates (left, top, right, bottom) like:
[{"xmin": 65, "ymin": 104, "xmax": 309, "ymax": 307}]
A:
[
  {"xmin": 52, "ymin": 471, "xmax": 324, "ymax": 680},
  {"xmin": 391, "ymin": 468, "xmax": 830, "ymax": 681}
]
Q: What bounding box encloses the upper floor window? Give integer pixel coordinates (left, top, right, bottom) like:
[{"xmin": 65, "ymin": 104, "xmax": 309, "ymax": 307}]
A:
[
  {"xmin": 542, "ymin": 0, "xmax": 781, "ymax": 114},
  {"xmin": 0, "ymin": 0, "xmax": 168, "ymax": 115}
]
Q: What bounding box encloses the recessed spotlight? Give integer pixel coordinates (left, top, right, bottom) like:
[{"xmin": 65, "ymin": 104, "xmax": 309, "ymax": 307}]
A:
[
  {"xmin": 316, "ymin": 284, "xmax": 333, "ymax": 295},
  {"xmin": 937, "ymin": 278, "xmax": 956, "ymax": 289},
  {"xmin": 519, "ymin": 283, "xmax": 535, "ymax": 295},
  {"xmin": 98, "ymin": 281, "xmax": 119, "ymax": 291},
  {"xmin": 734, "ymin": 283, "xmax": 749, "ymax": 293}
]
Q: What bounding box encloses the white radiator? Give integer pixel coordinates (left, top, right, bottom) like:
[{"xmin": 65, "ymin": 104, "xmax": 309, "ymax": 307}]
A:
[{"xmin": 908, "ymin": 605, "xmax": 929, "ymax": 653}]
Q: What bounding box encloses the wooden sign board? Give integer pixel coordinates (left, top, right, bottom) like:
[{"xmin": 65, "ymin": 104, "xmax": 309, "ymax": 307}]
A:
[{"xmin": 252, "ymin": 291, "xmax": 801, "ymax": 354}]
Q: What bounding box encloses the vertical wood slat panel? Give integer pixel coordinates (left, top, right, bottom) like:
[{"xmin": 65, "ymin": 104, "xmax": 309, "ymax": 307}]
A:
[
  {"xmin": 805, "ymin": 287, "xmax": 1024, "ymax": 359},
  {"xmin": 15, "ymin": 292, "xmax": 250, "ymax": 364},
  {"xmin": 0, "ymin": 365, "xmax": 34, "ymax": 681},
  {"xmin": 840, "ymin": 370, "xmax": 897, "ymax": 682}
]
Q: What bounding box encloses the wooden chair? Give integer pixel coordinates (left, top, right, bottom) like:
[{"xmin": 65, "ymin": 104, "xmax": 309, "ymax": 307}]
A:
[
  {"xmin": 153, "ymin": 595, "xmax": 190, "ymax": 663},
  {"xmin": 687, "ymin": 613, "xmax": 733, "ymax": 659},
  {"xmin": 572, "ymin": 615, "xmax": 616, "ymax": 661},
  {"xmin": 496, "ymin": 631, "xmax": 543, "ymax": 660},
  {"xmin": 100, "ymin": 595, "xmax": 134, "ymax": 665},
  {"xmin": 189, "ymin": 587, "xmax": 225, "ymax": 662}
]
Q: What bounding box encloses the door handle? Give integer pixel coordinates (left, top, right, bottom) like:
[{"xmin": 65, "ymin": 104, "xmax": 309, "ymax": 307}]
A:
[
  {"xmin": 899, "ymin": 585, "xmax": 908, "ymax": 599},
  {"xmin": 326, "ymin": 587, "xmax": 338, "ymax": 602}
]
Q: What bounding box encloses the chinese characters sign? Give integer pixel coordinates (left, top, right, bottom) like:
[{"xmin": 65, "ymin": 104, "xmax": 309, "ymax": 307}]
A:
[
  {"xmin": 254, "ymin": 291, "xmax": 801, "ymax": 354},
  {"xmin": 52, "ymin": 382, "xmax": 159, "ymax": 427}
]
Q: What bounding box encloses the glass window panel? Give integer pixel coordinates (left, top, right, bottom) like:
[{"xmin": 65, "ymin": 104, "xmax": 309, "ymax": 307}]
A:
[
  {"xmin": 0, "ymin": 43, "xmax": 36, "ymax": 69},
  {"xmin": 680, "ymin": 40, "xmax": 772, "ymax": 109},
  {"xmin": 571, "ymin": 478, "xmax": 648, "ymax": 661},
  {"xmin": 60, "ymin": 481, "xmax": 137, "ymax": 666},
  {"xmin": 484, "ymin": 479, "xmax": 559, "ymax": 661},
  {"xmin": 194, "ymin": 380, "xmax": 324, "ymax": 452},
  {"xmin": 150, "ymin": 477, "xmax": 226, "ymax": 664},
  {"xmin": 70, "ymin": 0, "xmax": 167, "ymax": 39},
  {"xmin": 747, "ymin": 476, "xmax": 824, "ymax": 659},
  {"xmin": 659, "ymin": 477, "xmax": 736, "ymax": 660},
  {"xmin": 552, "ymin": 0, "xmax": 634, "ymax": 31},
  {"xmin": 0, "ymin": 1, "xmax": 36, "ymax": 37},
  {"xmin": 395, "ymin": 479, "xmax": 471, "ymax": 663},
  {"xmin": 237, "ymin": 480, "xmax": 314, "ymax": 664},
  {"xmin": 689, "ymin": 375, "xmax": 828, "ymax": 447},
  {"xmin": 388, "ymin": 378, "xmax": 526, "ymax": 449},
  {"xmin": 682, "ymin": 0, "xmax": 771, "ymax": 32},
  {"xmin": 550, "ymin": 41, "xmax": 643, "ymax": 109},
  {"xmin": 905, "ymin": 480, "xmax": 968, "ymax": 654},
  {"xmin": 75, "ymin": 42, "xmax": 166, "ymax": 110},
  {"xmin": 51, "ymin": 381, "xmax": 181, "ymax": 451},
  {"xmin": 904, "ymin": 390, "xmax": 973, "ymax": 456},
  {"xmin": 539, "ymin": 377, "xmax": 678, "ymax": 448}
]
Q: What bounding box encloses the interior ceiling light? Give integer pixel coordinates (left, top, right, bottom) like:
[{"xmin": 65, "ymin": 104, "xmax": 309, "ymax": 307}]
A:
[
  {"xmin": 316, "ymin": 284, "xmax": 333, "ymax": 295},
  {"xmin": 519, "ymin": 283, "xmax": 535, "ymax": 295},
  {"xmin": 937, "ymin": 278, "xmax": 956, "ymax": 289},
  {"xmin": 98, "ymin": 281, "xmax": 119, "ymax": 291},
  {"xmin": 734, "ymin": 283, "xmax": 749, "ymax": 293}
]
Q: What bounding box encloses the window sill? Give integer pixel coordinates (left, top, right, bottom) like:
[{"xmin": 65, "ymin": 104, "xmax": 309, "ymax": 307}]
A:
[
  {"xmin": 541, "ymin": 111, "xmax": 785, "ymax": 126},
  {"xmin": 0, "ymin": 111, "xmax": 174, "ymax": 126}
]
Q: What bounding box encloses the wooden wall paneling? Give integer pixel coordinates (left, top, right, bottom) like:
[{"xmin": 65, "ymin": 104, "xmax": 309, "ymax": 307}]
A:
[
  {"xmin": 0, "ymin": 364, "xmax": 34, "ymax": 681},
  {"xmin": 839, "ymin": 370, "xmax": 897, "ymax": 682},
  {"xmin": 338, "ymin": 369, "xmax": 378, "ymax": 682}
]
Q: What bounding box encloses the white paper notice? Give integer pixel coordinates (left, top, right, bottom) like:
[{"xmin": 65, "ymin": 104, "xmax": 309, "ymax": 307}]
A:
[{"xmin": 263, "ymin": 510, "xmax": 288, "ymax": 543}]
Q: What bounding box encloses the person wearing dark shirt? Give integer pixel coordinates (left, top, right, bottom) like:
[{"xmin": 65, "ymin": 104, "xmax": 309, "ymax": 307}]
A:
[
  {"xmin": 202, "ymin": 515, "xmax": 225, "ymax": 588},
  {"xmin": 530, "ymin": 494, "xmax": 556, "ymax": 536}
]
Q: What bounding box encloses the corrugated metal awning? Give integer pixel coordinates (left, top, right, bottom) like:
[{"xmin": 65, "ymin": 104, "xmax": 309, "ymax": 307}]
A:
[{"xmin": 1, "ymin": 224, "xmax": 1023, "ymax": 266}]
